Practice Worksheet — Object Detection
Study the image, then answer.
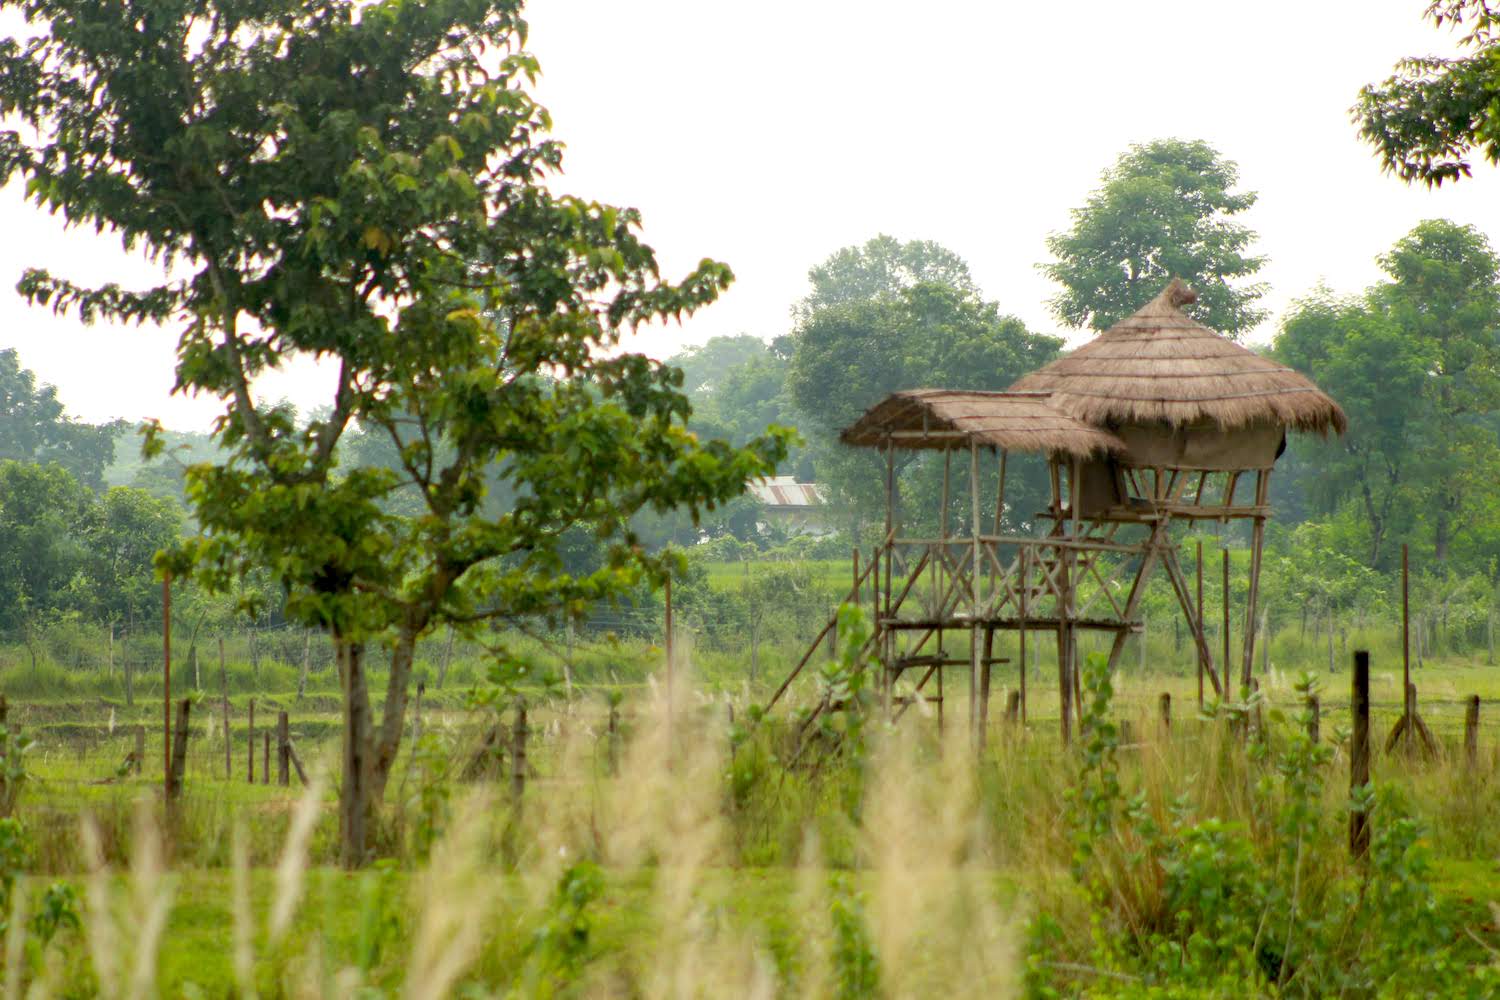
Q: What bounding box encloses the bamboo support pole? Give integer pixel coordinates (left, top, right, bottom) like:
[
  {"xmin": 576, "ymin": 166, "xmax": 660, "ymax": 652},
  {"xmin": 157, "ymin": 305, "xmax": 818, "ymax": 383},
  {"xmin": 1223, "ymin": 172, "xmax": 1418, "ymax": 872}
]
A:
[
  {"xmin": 162, "ymin": 573, "xmax": 172, "ymax": 796},
  {"xmin": 1350, "ymin": 650, "xmax": 1371, "ymax": 860},
  {"xmin": 970, "ymin": 441, "xmax": 982, "ymax": 749},
  {"xmin": 1018, "ymin": 545, "xmax": 1028, "ymax": 725},
  {"xmin": 1221, "ymin": 548, "xmax": 1231, "ymax": 698},
  {"xmin": 1196, "ymin": 541, "xmax": 1205, "ymax": 707}
]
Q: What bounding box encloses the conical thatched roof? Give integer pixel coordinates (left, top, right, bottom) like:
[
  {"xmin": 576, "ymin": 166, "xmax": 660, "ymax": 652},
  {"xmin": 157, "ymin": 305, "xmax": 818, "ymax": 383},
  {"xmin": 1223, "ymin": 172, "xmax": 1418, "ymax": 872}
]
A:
[
  {"xmin": 1009, "ymin": 279, "xmax": 1346, "ymax": 434},
  {"xmin": 840, "ymin": 389, "xmax": 1126, "ymax": 458}
]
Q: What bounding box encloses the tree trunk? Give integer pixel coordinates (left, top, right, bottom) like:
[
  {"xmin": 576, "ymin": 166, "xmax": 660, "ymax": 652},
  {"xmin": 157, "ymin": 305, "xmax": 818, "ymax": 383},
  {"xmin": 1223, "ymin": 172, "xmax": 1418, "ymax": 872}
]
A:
[
  {"xmin": 335, "ymin": 635, "xmax": 372, "ymax": 868},
  {"xmin": 367, "ymin": 631, "xmax": 419, "ymax": 807}
]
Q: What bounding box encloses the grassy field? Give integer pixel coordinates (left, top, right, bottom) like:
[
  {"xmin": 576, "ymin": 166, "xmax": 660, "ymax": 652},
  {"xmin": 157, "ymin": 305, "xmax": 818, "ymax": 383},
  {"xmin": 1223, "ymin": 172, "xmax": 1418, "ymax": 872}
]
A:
[{"xmin": 0, "ymin": 613, "xmax": 1497, "ymax": 996}]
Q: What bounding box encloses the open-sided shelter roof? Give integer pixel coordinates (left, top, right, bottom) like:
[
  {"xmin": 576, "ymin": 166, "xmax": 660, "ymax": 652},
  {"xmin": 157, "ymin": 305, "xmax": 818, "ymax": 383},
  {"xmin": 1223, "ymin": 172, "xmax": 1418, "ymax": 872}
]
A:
[
  {"xmin": 840, "ymin": 389, "xmax": 1126, "ymax": 458},
  {"xmin": 1008, "ymin": 279, "xmax": 1347, "ymax": 435}
]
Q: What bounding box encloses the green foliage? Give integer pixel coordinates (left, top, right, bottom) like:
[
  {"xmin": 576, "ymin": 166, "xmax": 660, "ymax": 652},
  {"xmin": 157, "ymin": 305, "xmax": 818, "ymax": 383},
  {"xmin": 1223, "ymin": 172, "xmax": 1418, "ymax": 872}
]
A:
[
  {"xmin": 520, "ymin": 861, "xmax": 605, "ymax": 996},
  {"xmin": 1068, "ymin": 651, "xmax": 1122, "ymax": 879},
  {"xmin": 813, "ymin": 604, "xmax": 876, "ymax": 762},
  {"xmin": 1046, "ymin": 655, "xmax": 1500, "ymax": 998},
  {"xmin": 1275, "ymin": 219, "xmax": 1500, "ymax": 570},
  {"xmin": 1357, "ymin": 1, "xmax": 1500, "ymax": 186},
  {"xmin": 828, "ymin": 873, "xmax": 880, "ymax": 1000},
  {"xmin": 0, "ymin": 461, "xmax": 92, "ymax": 647},
  {"xmin": 0, "ymin": 719, "xmax": 33, "ymax": 819},
  {"xmin": 29, "ymin": 881, "xmax": 79, "ymax": 948},
  {"xmin": 0, "ymin": 459, "xmax": 186, "ymax": 661},
  {"xmin": 0, "ymin": 0, "xmax": 788, "ymax": 860},
  {"xmin": 0, "ymin": 350, "xmax": 119, "ymax": 490},
  {"xmin": 794, "ymin": 233, "xmax": 978, "ymax": 321},
  {"xmin": 786, "ymin": 262, "xmax": 1059, "ymax": 533},
  {"xmin": 1044, "ymin": 138, "xmax": 1267, "ymax": 337}
]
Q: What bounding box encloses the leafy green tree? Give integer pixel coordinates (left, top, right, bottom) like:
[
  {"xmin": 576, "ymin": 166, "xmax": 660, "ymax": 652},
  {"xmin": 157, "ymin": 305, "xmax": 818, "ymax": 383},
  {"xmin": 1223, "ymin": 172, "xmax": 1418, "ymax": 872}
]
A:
[
  {"xmin": 787, "ymin": 280, "xmax": 1060, "ymax": 537},
  {"xmin": 1375, "ymin": 220, "xmax": 1500, "ymax": 564},
  {"xmin": 0, "ymin": 0, "xmax": 786, "ymax": 864},
  {"xmin": 1356, "ymin": 1, "xmax": 1500, "ymax": 186},
  {"xmin": 81, "ymin": 487, "xmax": 182, "ymax": 634},
  {"xmin": 1043, "ymin": 139, "xmax": 1268, "ymax": 337},
  {"xmin": 668, "ymin": 335, "xmax": 772, "ymax": 397},
  {"xmin": 0, "ymin": 350, "xmax": 119, "ymax": 489},
  {"xmin": 793, "ymin": 234, "xmax": 978, "ymax": 322},
  {"xmin": 1274, "ymin": 291, "xmax": 1429, "ymax": 568},
  {"xmin": 0, "ymin": 461, "xmax": 92, "ymax": 672},
  {"xmin": 1275, "ymin": 220, "xmax": 1500, "ymax": 569}
]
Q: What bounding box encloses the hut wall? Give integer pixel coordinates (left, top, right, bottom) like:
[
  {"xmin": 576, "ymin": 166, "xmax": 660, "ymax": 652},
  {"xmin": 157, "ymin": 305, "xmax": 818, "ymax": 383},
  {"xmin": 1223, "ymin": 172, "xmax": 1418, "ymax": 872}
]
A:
[
  {"xmin": 1077, "ymin": 459, "xmax": 1121, "ymax": 517},
  {"xmin": 1115, "ymin": 419, "xmax": 1283, "ymax": 472}
]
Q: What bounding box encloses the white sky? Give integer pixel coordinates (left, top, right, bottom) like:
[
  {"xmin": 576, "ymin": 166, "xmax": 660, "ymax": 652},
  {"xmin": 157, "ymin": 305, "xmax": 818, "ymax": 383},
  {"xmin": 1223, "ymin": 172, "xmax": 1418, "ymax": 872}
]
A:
[{"xmin": 2, "ymin": 0, "xmax": 1498, "ymax": 430}]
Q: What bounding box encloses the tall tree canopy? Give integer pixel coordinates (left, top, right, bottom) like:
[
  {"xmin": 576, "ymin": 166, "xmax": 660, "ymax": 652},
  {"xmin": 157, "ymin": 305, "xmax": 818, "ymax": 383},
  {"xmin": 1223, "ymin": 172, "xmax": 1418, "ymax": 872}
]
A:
[
  {"xmin": 0, "ymin": 461, "xmax": 92, "ymax": 664},
  {"xmin": 786, "ymin": 263, "xmax": 1060, "ymax": 534},
  {"xmin": 794, "ymin": 234, "xmax": 979, "ymax": 321},
  {"xmin": 1043, "ymin": 139, "xmax": 1268, "ymax": 337},
  {"xmin": 1275, "ymin": 219, "xmax": 1500, "ymax": 569},
  {"xmin": 0, "ymin": 0, "xmax": 786, "ymax": 864},
  {"xmin": 0, "ymin": 349, "xmax": 119, "ymax": 489},
  {"xmin": 1357, "ymin": 1, "xmax": 1500, "ymax": 186}
]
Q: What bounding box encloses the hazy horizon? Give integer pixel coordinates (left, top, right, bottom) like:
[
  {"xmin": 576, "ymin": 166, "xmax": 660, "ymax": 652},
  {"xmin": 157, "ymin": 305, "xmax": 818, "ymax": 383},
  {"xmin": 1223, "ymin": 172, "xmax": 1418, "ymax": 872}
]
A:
[{"xmin": 3, "ymin": 0, "xmax": 1497, "ymax": 432}]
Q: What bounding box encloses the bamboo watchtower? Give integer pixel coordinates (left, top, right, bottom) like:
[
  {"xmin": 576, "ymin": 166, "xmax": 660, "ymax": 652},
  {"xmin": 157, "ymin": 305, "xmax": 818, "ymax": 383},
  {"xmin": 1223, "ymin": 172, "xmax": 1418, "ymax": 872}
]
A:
[{"xmin": 767, "ymin": 279, "xmax": 1346, "ymax": 746}]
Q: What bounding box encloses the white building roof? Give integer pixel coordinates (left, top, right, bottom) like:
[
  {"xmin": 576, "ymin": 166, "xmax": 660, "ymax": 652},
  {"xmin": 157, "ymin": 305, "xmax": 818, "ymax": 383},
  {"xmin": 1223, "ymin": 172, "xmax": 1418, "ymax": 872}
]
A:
[{"xmin": 748, "ymin": 476, "xmax": 825, "ymax": 508}]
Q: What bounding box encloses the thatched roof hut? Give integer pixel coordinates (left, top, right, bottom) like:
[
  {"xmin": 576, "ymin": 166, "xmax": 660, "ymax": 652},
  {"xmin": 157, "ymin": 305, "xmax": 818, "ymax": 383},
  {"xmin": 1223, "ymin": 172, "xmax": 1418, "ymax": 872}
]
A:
[
  {"xmin": 840, "ymin": 389, "xmax": 1125, "ymax": 458},
  {"xmin": 1009, "ymin": 279, "xmax": 1346, "ymax": 438}
]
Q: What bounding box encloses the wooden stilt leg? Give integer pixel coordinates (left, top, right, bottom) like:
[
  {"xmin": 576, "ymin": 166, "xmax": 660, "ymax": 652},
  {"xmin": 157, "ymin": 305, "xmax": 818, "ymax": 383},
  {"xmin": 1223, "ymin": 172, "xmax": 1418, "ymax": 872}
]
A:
[
  {"xmin": 979, "ymin": 625, "xmax": 995, "ymax": 752},
  {"xmin": 1019, "ymin": 547, "xmax": 1029, "ymax": 725},
  {"xmin": 1058, "ymin": 625, "xmax": 1071, "ymax": 745},
  {"xmin": 1164, "ymin": 547, "xmax": 1223, "ymax": 698},
  {"xmin": 1239, "ymin": 475, "xmax": 1270, "ymax": 687}
]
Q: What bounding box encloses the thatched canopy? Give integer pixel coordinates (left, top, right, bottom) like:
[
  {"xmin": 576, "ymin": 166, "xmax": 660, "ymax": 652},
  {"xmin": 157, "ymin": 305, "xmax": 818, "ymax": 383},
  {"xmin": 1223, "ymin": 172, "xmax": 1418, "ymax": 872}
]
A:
[
  {"xmin": 1009, "ymin": 279, "xmax": 1347, "ymax": 434},
  {"xmin": 840, "ymin": 389, "xmax": 1126, "ymax": 458}
]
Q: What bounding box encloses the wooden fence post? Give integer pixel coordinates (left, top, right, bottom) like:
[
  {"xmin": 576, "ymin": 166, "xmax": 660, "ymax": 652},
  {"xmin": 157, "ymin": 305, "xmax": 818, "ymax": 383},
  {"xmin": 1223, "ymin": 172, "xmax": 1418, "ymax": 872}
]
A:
[
  {"xmin": 220, "ymin": 638, "xmax": 231, "ymax": 781},
  {"xmin": 167, "ymin": 698, "xmax": 190, "ymax": 800},
  {"xmin": 277, "ymin": 711, "xmax": 290, "ymax": 786},
  {"xmin": 607, "ymin": 703, "xmax": 619, "ymax": 776},
  {"xmin": 1349, "ymin": 650, "xmax": 1371, "ymax": 861},
  {"xmin": 1159, "ymin": 692, "xmax": 1171, "ymax": 736},
  {"xmin": 134, "ymin": 724, "xmax": 145, "ymax": 775},
  {"xmin": 1005, "ymin": 689, "xmax": 1021, "ymax": 724},
  {"xmin": 1306, "ymin": 695, "xmax": 1320, "ymax": 745},
  {"xmin": 510, "ymin": 698, "xmax": 528, "ymax": 804},
  {"xmin": 1465, "ymin": 695, "xmax": 1480, "ymax": 768},
  {"xmin": 247, "ymin": 698, "xmax": 255, "ymax": 783}
]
